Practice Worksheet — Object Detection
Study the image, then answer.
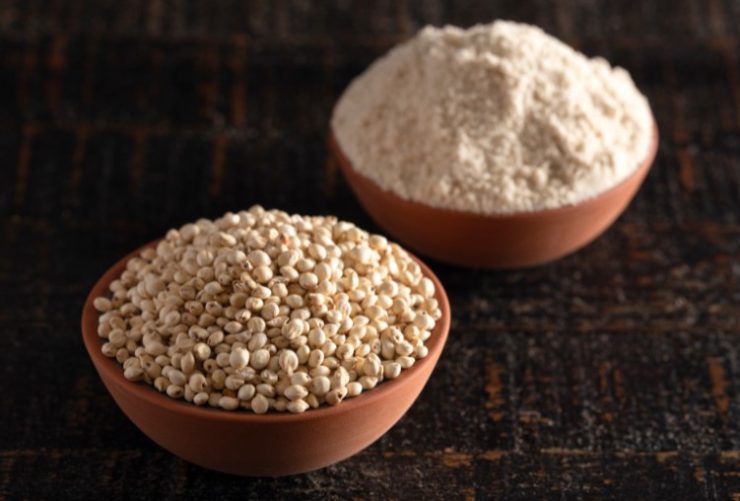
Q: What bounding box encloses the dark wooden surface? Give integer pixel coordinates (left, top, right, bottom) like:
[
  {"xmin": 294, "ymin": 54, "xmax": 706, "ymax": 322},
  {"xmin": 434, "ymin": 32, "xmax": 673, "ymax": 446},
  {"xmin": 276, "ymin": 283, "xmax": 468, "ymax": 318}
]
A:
[{"xmin": 0, "ymin": 1, "xmax": 739, "ymax": 499}]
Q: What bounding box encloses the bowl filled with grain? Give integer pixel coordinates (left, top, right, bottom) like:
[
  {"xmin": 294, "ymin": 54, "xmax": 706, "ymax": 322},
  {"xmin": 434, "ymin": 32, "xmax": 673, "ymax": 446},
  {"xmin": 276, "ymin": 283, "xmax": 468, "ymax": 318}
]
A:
[
  {"xmin": 329, "ymin": 21, "xmax": 659, "ymax": 268},
  {"xmin": 81, "ymin": 207, "xmax": 450, "ymax": 476}
]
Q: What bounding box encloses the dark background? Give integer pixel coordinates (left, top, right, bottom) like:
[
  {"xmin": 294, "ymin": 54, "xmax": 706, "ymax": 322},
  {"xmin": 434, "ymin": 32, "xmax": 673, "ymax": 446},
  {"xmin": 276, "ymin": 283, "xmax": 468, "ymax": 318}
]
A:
[{"xmin": 0, "ymin": 0, "xmax": 739, "ymax": 499}]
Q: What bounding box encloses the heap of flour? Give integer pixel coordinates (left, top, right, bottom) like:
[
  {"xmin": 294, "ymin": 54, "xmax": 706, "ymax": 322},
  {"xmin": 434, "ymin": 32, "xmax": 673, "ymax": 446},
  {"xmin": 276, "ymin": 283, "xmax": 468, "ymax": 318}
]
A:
[{"xmin": 332, "ymin": 21, "xmax": 654, "ymax": 213}]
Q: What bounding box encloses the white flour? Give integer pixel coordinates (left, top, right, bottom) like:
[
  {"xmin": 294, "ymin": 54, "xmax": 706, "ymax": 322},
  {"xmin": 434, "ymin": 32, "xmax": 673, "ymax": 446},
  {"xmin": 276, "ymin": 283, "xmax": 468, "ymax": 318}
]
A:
[{"xmin": 332, "ymin": 21, "xmax": 654, "ymax": 213}]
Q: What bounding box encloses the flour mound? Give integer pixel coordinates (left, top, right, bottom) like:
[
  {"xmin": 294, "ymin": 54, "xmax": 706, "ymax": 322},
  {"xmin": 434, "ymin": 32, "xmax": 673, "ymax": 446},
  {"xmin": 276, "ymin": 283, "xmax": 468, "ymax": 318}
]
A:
[{"xmin": 332, "ymin": 21, "xmax": 653, "ymax": 213}]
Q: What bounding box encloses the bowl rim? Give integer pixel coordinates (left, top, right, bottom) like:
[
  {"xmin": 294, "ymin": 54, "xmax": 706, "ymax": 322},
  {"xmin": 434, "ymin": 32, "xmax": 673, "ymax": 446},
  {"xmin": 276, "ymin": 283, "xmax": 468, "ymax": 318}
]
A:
[
  {"xmin": 328, "ymin": 121, "xmax": 659, "ymax": 220},
  {"xmin": 81, "ymin": 239, "xmax": 451, "ymax": 424}
]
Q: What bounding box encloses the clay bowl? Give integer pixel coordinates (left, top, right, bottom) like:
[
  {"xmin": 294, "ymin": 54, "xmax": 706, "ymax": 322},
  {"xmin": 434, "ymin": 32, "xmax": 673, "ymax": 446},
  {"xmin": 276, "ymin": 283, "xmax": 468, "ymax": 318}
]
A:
[
  {"xmin": 81, "ymin": 241, "xmax": 450, "ymax": 477},
  {"xmin": 329, "ymin": 124, "xmax": 659, "ymax": 268}
]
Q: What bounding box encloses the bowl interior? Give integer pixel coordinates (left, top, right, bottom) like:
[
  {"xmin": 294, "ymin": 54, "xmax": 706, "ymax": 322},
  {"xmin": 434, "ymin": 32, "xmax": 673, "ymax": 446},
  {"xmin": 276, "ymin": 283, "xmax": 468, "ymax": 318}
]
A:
[
  {"xmin": 81, "ymin": 240, "xmax": 451, "ymax": 424},
  {"xmin": 329, "ymin": 123, "xmax": 659, "ymax": 221}
]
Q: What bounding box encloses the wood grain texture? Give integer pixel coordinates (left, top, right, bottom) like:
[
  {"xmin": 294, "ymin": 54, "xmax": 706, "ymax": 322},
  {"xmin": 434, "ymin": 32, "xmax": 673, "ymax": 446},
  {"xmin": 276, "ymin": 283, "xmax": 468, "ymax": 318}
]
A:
[{"xmin": 0, "ymin": 0, "xmax": 738, "ymax": 499}]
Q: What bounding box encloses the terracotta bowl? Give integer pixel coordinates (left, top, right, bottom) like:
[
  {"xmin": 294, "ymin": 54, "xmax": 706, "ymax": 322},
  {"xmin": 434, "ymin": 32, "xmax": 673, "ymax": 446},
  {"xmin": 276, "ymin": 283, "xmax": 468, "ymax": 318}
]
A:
[
  {"xmin": 81, "ymin": 241, "xmax": 450, "ymax": 477},
  {"xmin": 329, "ymin": 124, "xmax": 659, "ymax": 268}
]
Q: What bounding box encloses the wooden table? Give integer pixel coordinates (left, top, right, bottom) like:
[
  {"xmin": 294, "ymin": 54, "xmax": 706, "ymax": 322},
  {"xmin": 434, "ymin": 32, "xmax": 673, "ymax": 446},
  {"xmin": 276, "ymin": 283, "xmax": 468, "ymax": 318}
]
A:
[{"xmin": 1, "ymin": 1, "xmax": 738, "ymax": 498}]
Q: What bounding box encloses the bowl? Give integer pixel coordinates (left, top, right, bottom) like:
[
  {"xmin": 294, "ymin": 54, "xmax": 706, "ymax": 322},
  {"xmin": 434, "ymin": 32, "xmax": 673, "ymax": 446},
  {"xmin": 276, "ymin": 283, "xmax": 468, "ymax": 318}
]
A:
[
  {"xmin": 81, "ymin": 241, "xmax": 450, "ymax": 476},
  {"xmin": 328, "ymin": 124, "xmax": 659, "ymax": 268}
]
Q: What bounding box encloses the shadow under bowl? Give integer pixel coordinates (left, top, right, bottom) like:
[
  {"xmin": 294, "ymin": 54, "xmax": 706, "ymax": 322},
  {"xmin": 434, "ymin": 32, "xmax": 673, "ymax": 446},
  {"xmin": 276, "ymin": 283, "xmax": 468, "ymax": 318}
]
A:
[
  {"xmin": 81, "ymin": 241, "xmax": 451, "ymax": 476},
  {"xmin": 329, "ymin": 124, "xmax": 658, "ymax": 268}
]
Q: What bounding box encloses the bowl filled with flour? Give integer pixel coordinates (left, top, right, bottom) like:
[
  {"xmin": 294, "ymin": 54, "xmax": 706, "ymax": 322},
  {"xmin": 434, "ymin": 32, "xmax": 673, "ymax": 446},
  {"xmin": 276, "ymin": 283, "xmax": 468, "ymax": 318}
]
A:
[{"xmin": 330, "ymin": 21, "xmax": 658, "ymax": 268}]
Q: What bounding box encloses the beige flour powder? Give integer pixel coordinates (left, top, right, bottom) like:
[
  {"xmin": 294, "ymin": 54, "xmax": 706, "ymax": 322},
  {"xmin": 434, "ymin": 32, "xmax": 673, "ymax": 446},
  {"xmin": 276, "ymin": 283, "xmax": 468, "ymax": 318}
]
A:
[{"xmin": 332, "ymin": 21, "xmax": 654, "ymax": 213}]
